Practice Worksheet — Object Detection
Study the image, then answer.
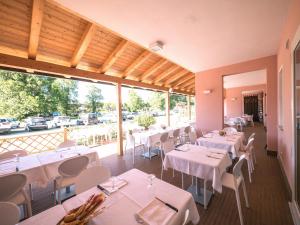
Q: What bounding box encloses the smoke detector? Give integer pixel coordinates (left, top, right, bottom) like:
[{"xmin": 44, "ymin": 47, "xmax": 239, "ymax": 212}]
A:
[{"xmin": 149, "ymin": 41, "xmax": 164, "ymax": 52}]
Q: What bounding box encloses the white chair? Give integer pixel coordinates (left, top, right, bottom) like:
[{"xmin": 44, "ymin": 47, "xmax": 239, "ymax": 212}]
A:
[
  {"xmin": 172, "ymin": 128, "xmax": 181, "ymax": 145},
  {"xmin": 224, "ymin": 127, "xmax": 237, "ymax": 135},
  {"xmin": 0, "ymin": 202, "xmax": 20, "ymax": 225},
  {"xmin": 54, "ymin": 155, "xmax": 89, "ymax": 204},
  {"xmin": 160, "ymin": 139, "xmax": 175, "ymax": 180},
  {"xmin": 221, "ymin": 155, "xmax": 250, "ymax": 225},
  {"xmin": 181, "ymin": 126, "xmax": 191, "ymax": 144},
  {"xmin": 125, "ymin": 132, "xmax": 145, "ymax": 164},
  {"xmin": 249, "ymin": 115, "xmax": 254, "ymax": 126},
  {"xmin": 0, "ymin": 150, "xmax": 28, "ymax": 161},
  {"xmin": 182, "ymin": 209, "xmax": 190, "ymax": 225},
  {"xmin": 189, "ymin": 130, "xmax": 197, "ymax": 144},
  {"xmin": 239, "ymin": 138, "xmax": 255, "ymax": 183},
  {"xmin": 0, "ymin": 174, "xmax": 32, "ymax": 218},
  {"xmin": 245, "ymin": 133, "xmax": 256, "ymax": 164},
  {"xmin": 75, "ymin": 166, "xmax": 111, "ymax": 194},
  {"xmin": 57, "ymin": 140, "xmax": 76, "ymax": 149}
]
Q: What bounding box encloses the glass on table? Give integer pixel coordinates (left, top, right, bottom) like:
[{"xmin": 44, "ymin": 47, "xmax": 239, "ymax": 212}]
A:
[{"xmin": 110, "ymin": 176, "xmax": 118, "ymax": 192}]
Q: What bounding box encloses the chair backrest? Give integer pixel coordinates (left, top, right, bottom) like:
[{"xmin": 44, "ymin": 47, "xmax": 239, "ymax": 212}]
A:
[
  {"xmin": 0, "ymin": 150, "xmax": 27, "ymax": 161},
  {"xmin": 233, "ymin": 154, "xmax": 246, "ymax": 180},
  {"xmin": 173, "ymin": 128, "xmax": 180, "ymax": 138},
  {"xmin": 182, "ymin": 209, "xmax": 190, "ymax": 225},
  {"xmin": 0, "ymin": 174, "xmax": 27, "ymax": 201},
  {"xmin": 57, "ymin": 140, "xmax": 76, "ymax": 149},
  {"xmin": 224, "ymin": 127, "xmax": 237, "ymax": 134},
  {"xmin": 184, "ymin": 126, "xmax": 191, "ymax": 134},
  {"xmin": 75, "ymin": 166, "xmax": 111, "ymax": 194},
  {"xmin": 189, "ymin": 131, "xmax": 197, "ymax": 144},
  {"xmin": 245, "ymin": 138, "xmax": 254, "ymax": 152},
  {"xmin": 248, "ymin": 133, "xmax": 255, "ymax": 141},
  {"xmin": 196, "ymin": 129, "xmax": 203, "ymax": 138},
  {"xmin": 58, "ymin": 155, "xmax": 89, "ymax": 177},
  {"xmin": 161, "ymin": 139, "xmax": 174, "ymax": 155},
  {"xmin": 0, "ymin": 202, "xmax": 20, "ymax": 225},
  {"xmin": 160, "ymin": 132, "xmax": 169, "ymax": 143}
]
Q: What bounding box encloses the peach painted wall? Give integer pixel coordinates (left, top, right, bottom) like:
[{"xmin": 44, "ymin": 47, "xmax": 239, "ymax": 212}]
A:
[
  {"xmin": 195, "ymin": 55, "xmax": 277, "ymax": 150},
  {"xmin": 224, "ymin": 84, "xmax": 266, "ymax": 117},
  {"xmin": 277, "ymin": 0, "xmax": 300, "ymax": 189}
]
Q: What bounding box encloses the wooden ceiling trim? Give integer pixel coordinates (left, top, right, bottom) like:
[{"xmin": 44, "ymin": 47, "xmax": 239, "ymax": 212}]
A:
[
  {"xmin": 138, "ymin": 59, "xmax": 168, "ymax": 81},
  {"xmin": 0, "ymin": 53, "xmax": 193, "ymax": 95},
  {"xmin": 98, "ymin": 39, "xmax": 129, "ymax": 73},
  {"xmin": 70, "ymin": 23, "xmax": 96, "ymax": 68},
  {"xmin": 153, "ymin": 65, "xmax": 179, "ymax": 84},
  {"xmin": 164, "ymin": 70, "xmax": 189, "ymax": 86},
  {"xmin": 121, "ymin": 50, "xmax": 152, "ymax": 78},
  {"xmin": 28, "ymin": 0, "xmax": 44, "ymax": 59},
  {"xmin": 172, "ymin": 74, "xmax": 194, "ymax": 87}
]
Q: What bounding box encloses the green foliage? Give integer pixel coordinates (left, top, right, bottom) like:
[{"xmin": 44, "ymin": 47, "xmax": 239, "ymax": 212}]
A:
[
  {"xmin": 85, "ymin": 85, "xmax": 103, "ymax": 113},
  {"xmin": 102, "ymin": 102, "xmax": 116, "ymax": 112},
  {"xmin": 136, "ymin": 113, "xmax": 156, "ymax": 129},
  {"xmin": 0, "ymin": 70, "xmax": 78, "ymax": 120},
  {"xmin": 149, "ymin": 92, "xmax": 165, "ymax": 111},
  {"xmin": 125, "ymin": 89, "xmax": 145, "ymax": 112}
]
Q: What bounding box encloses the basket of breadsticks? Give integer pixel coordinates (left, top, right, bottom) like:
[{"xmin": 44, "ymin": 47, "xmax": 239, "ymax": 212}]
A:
[{"xmin": 57, "ymin": 193, "xmax": 105, "ymax": 225}]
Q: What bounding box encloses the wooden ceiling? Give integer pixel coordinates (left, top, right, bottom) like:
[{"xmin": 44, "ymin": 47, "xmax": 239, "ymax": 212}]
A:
[{"xmin": 0, "ymin": 0, "xmax": 195, "ymax": 95}]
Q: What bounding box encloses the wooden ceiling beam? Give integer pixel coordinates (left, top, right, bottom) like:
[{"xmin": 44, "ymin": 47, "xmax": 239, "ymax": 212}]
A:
[
  {"xmin": 183, "ymin": 82, "xmax": 195, "ymax": 90},
  {"xmin": 28, "ymin": 0, "xmax": 44, "ymax": 59},
  {"xmin": 180, "ymin": 79, "xmax": 195, "ymax": 89},
  {"xmin": 153, "ymin": 65, "xmax": 179, "ymax": 84},
  {"xmin": 164, "ymin": 69, "xmax": 189, "ymax": 86},
  {"xmin": 139, "ymin": 59, "xmax": 168, "ymax": 81},
  {"xmin": 171, "ymin": 74, "xmax": 194, "ymax": 88},
  {"xmin": 99, "ymin": 40, "xmax": 129, "ymax": 73},
  {"xmin": 71, "ymin": 23, "xmax": 96, "ymax": 68},
  {"xmin": 0, "ymin": 53, "xmax": 193, "ymax": 96},
  {"xmin": 121, "ymin": 51, "xmax": 152, "ymax": 78}
]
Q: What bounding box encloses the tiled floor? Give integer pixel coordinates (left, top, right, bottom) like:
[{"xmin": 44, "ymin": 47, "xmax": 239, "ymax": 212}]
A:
[{"xmin": 30, "ymin": 123, "xmax": 293, "ymax": 225}]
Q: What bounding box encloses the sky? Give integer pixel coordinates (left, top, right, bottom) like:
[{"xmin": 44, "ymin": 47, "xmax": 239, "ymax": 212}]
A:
[{"xmin": 77, "ymin": 80, "xmax": 156, "ymax": 104}]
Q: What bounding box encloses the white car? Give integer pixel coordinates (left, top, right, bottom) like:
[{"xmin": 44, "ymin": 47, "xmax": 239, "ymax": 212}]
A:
[
  {"xmin": 53, "ymin": 116, "xmax": 72, "ymax": 127},
  {"xmin": 0, "ymin": 118, "xmax": 11, "ymax": 134},
  {"xmin": 8, "ymin": 118, "xmax": 20, "ymax": 129}
]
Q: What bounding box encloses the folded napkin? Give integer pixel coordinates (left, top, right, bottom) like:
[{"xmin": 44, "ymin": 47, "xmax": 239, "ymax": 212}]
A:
[
  {"xmin": 203, "ymin": 133, "xmax": 213, "ymax": 138},
  {"xmin": 100, "ymin": 178, "xmax": 128, "ymax": 194},
  {"xmin": 136, "ymin": 198, "xmax": 176, "ymax": 225},
  {"xmin": 175, "ymin": 144, "xmax": 191, "ymax": 152}
]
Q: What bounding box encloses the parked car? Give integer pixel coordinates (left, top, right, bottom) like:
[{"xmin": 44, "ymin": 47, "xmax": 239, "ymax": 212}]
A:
[
  {"xmin": 126, "ymin": 113, "xmax": 135, "ymax": 120},
  {"xmin": 8, "ymin": 118, "xmax": 20, "ymax": 129},
  {"xmin": 52, "ymin": 116, "xmax": 72, "ymax": 128},
  {"xmin": 99, "ymin": 114, "xmax": 117, "ymax": 123},
  {"xmin": 0, "ymin": 118, "xmax": 11, "ymax": 134},
  {"xmin": 80, "ymin": 113, "xmax": 98, "ymax": 125},
  {"xmin": 25, "ymin": 117, "xmax": 48, "ymax": 131}
]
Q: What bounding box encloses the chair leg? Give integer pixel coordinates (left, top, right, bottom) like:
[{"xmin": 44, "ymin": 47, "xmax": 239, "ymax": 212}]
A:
[
  {"xmin": 253, "ymin": 150, "xmax": 257, "ymax": 164},
  {"xmin": 204, "ymin": 179, "xmax": 207, "ymax": 210},
  {"xmin": 247, "ymin": 159, "xmax": 252, "ymax": 183},
  {"xmin": 132, "ymin": 147, "xmax": 135, "ymax": 165},
  {"xmin": 172, "ymin": 169, "xmax": 175, "ymax": 177},
  {"xmin": 234, "ymin": 188, "xmax": 244, "ymax": 225},
  {"xmin": 29, "ymin": 183, "xmax": 33, "ymax": 201},
  {"xmin": 161, "ymin": 166, "xmax": 163, "ymax": 180},
  {"xmin": 53, "ymin": 180, "xmax": 57, "ymax": 206},
  {"xmin": 58, "ymin": 188, "xmax": 61, "ymax": 204},
  {"xmin": 181, "ymin": 173, "xmax": 184, "ymax": 189},
  {"xmin": 242, "ymin": 180, "xmax": 250, "ymax": 208}
]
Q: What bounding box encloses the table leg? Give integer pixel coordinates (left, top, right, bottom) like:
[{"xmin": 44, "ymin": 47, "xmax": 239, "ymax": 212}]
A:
[
  {"xmin": 204, "ymin": 179, "xmax": 207, "ymax": 210},
  {"xmin": 195, "ymin": 177, "xmax": 198, "ymax": 195}
]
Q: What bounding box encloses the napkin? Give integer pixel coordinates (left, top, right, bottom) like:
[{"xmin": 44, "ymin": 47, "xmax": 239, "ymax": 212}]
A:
[
  {"xmin": 135, "ymin": 198, "xmax": 176, "ymax": 225},
  {"xmin": 100, "ymin": 178, "xmax": 128, "ymax": 194}
]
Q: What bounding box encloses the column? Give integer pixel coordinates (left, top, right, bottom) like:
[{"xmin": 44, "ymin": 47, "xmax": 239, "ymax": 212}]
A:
[
  {"xmin": 165, "ymin": 91, "xmax": 170, "ymax": 126},
  {"xmin": 116, "ymin": 83, "xmax": 123, "ymax": 156}
]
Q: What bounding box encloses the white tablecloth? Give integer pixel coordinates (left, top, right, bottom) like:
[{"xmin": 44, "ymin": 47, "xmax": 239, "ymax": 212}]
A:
[
  {"xmin": 163, "ymin": 144, "xmax": 232, "ymax": 193},
  {"xmin": 0, "ymin": 146, "xmax": 100, "ymax": 187},
  {"xmin": 133, "ymin": 128, "xmax": 174, "ymax": 148},
  {"xmin": 62, "ymin": 169, "xmax": 200, "ymax": 225},
  {"xmin": 196, "ymin": 132, "xmax": 245, "ymax": 158}
]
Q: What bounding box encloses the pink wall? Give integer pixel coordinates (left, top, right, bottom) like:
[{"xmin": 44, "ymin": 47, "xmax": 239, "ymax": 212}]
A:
[
  {"xmin": 277, "ymin": 0, "xmax": 300, "ymax": 188},
  {"xmin": 224, "ymin": 84, "xmax": 266, "ymax": 117},
  {"xmin": 195, "ymin": 55, "xmax": 278, "ymax": 150}
]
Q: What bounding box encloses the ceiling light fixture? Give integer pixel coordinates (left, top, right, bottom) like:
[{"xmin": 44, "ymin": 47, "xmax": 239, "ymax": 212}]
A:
[{"xmin": 149, "ymin": 41, "xmax": 164, "ymax": 52}]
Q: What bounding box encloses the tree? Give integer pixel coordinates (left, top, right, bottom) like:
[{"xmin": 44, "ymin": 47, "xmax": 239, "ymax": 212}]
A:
[
  {"xmin": 85, "ymin": 85, "xmax": 103, "ymax": 113},
  {"xmin": 0, "ymin": 70, "xmax": 78, "ymax": 119},
  {"xmin": 148, "ymin": 92, "xmax": 165, "ymax": 111},
  {"xmin": 125, "ymin": 89, "xmax": 145, "ymax": 112},
  {"xmin": 102, "ymin": 102, "xmax": 116, "ymax": 112},
  {"xmin": 170, "ymin": 94, "xmax": 187, "ymax": 109}
]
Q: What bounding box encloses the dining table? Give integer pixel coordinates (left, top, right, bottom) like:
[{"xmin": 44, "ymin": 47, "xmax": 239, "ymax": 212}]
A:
[
  {"xmin": 0, "ymin": 146, "xmax": 100, "ymax": 187},
  {"xmin": 196, "ymin": 131, "xmax": 245, "ymax": 158},
  {"xmin": 19, "ymin": 168, "xmax": 200, "ymax": 225},
  {"xmin": 163, "ymin": 144, "xmax": 232, "ymax": 209}
]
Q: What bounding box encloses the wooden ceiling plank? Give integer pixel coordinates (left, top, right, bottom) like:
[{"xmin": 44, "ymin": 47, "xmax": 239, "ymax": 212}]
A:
[
  {"xmin": 172, "ymin": 74, "xmax": 194, "ymax": 88},
  {"xmin": 121, "ymin": 50, "xmax": 152, "ymax": 78},
  {"xmin": 164, "ymin": 69, "xmax": 189, "ymax": 86},
  {"xmin": 99, "ymin": 40, "xmax": 129, "ymax": 73},
  {"xmin": 28, "ymin": 0, "xmax": 44, "ymax": 59},
  {"xmin": 153, "ymin": 65, "xmax": 179, "ymax": 84},
  {"xmin": 70, "ymin": 23, "xmax": 96, "ymax": 67},
  {"xmin": 0, "ymin": 53, "xmax": 193, "ymax": 96},
  {"xmin": 139, "ymin": 59, "xmax": 168, "ymax": 81},
  {"xmin": 180, "ymin": 79, "xmax": 195, "ymax": 89}
]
